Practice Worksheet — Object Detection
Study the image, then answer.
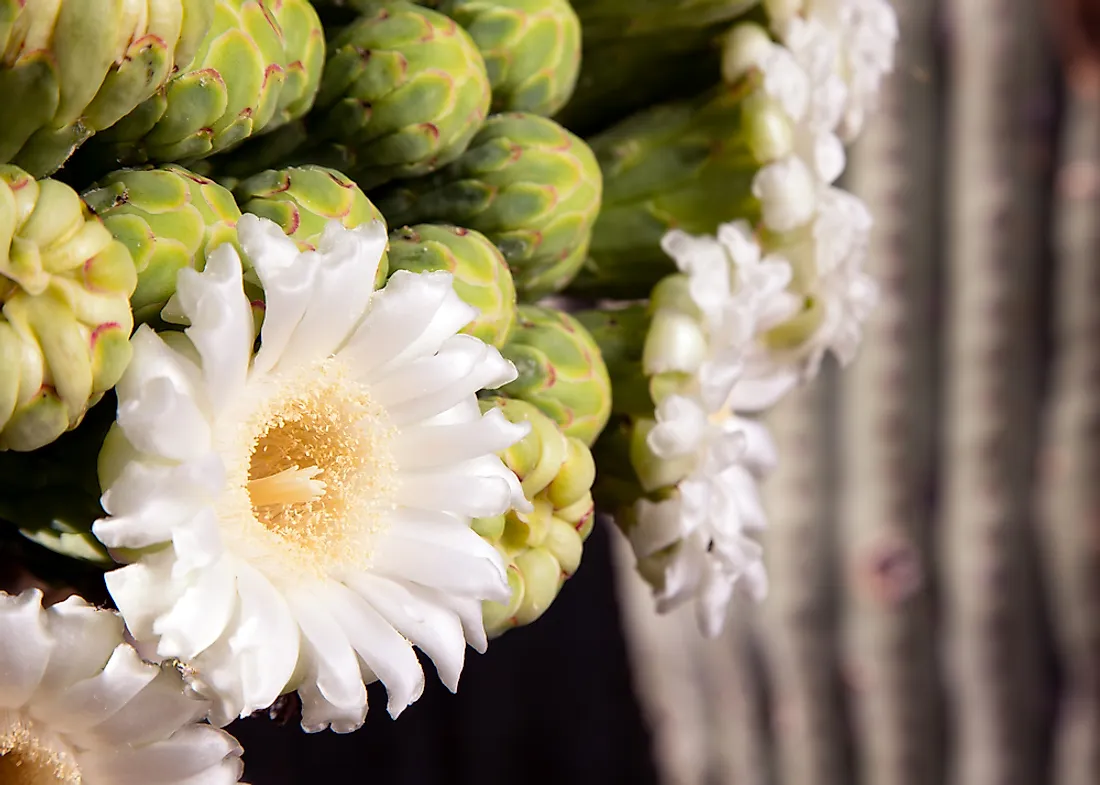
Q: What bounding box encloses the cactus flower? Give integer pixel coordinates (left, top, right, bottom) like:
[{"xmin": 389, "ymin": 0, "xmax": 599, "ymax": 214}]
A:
[
  {"xmin": 0, "ymin": 589, "xmax": 242, "ymax": 784},
  {"xmin": 93, "ymin": 216, "xmax": 530, "ymax": 731}
]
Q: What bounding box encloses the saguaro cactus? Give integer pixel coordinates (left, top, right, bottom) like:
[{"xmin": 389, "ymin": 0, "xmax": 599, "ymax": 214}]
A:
[
  {"xmin": 1040, "ymin": 74, "xmax": 1100, "ymax": 785},
  {"xmin": 838, "ymin": 1, "xmax": 944, "ymax": 783},
  {"xmin": 940, "ymin": 0, "xmax": 1052, "ymax": 783},
  {"xmin": 760, "ymin": 381, "xmax": 850, "ymax": 785}
]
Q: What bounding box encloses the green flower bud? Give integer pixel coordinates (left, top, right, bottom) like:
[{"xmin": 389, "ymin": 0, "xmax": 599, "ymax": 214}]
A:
[
  {"xmin": 500, "ymin": 304, "xmax": 612, "ymax": 447},
  {"xmin": 375, "ymin": 112, "xmax": 603, "ymax": 299},
  {"xmin": 435, "ymin": 0, "xmax": 582, "ymax": 116},
  {"xmin": 0, "ymin": 0, "xmax": 216, "ymax": 176},
  {"xmin": 310, "ymin": 1, "xmax": 492, "ymax": 189},
  {"xmin": 0, "ymin": 166, "xmax": 137, "ymax": 451},
  {"xmin": 89, "ymin": 0, "xmax": 295, "ymax": 167},
  {"xmin": 474, "ymin": 396, "xmax": 596, "ymax": 637},
  {"xmin": 84, "ymin": 165, "xmax": 242, "ymax": 325}
]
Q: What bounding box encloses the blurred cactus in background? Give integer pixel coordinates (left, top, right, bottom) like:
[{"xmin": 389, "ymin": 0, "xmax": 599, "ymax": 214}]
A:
[{"xmin": 609, "ymin": 2, "xmax": 1098, "ymax": 785}]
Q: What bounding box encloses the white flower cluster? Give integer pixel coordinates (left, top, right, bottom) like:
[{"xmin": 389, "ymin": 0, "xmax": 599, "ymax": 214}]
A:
[
  {"xmin": 0, "ymin": 216, "xmax": 535, "ymax": 782},
  {"xmin": 628, "ymin": 0, "xmax": 897, "ymax": 637}
]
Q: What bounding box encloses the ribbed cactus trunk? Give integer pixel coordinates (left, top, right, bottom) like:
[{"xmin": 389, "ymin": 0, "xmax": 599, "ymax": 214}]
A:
[
  {"xmin": 759, "ymin": 379, "xmax": 849, "ymax": 785},
  {"xmin": 839, "ymin": 0, "xmax": 945, "ymax": 782},
  {"xmin": 1041, "ymin": 74, "xmax": 1100, "ymax": 785},
  {"xmin": 941, "ymin": 0, "xmax": 1052, "ymax": 783}
]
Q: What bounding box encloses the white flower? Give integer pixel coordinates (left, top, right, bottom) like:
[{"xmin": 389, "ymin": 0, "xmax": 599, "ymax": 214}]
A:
[
  {"xmin": 628, "ymin": 225, "xmax": 791, "ymax": 636},
  {"xmin": 757, "ymin": 33, "xmax": 847, "ymax": 184},
  {"xmin": 0, "ymin": 589, "xmax": 241, "ymax": 785},
  {"xmin": 631, "ymin": 395, "xmax": 777, "ymax": 638},
  {"xmin": 776, "ymin": 0, "xmax": 899, "ymax": 140},
  {"xmin": 94, "ymin": 216, "xmax": 531, "ymax": 733},
  {"xmin": 751, "ymin": 189, "xmax": 876, "ymax": 407},
  {"xmin": 752, "ymin": 156, "xmax": 819, "ymax": 232},
  {"xmin": 796, "ymin": 186, "xmax": 878, "ymax": 368},
  {"xmin": 655, "ymin": 223, "xmax": 796, "ymax": 408},
  {"xmin": 659, "ymin": 206, "xmax": 876, "ymax": 412}
]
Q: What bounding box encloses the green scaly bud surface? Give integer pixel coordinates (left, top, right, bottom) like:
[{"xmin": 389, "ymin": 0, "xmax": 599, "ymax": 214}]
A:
[
  {"xmin": 499, "ymin": 304, "xmax": 612, "ymax": 447},
  {"xmin": 0, "ymin": 166, "xmax": 137, "ymax": 452},
  {"xmin": 266, "ymin": 0, "xmax": 326, "ymax": 130},
  {"xmin": 310, "ymin": 1, "xmax": 491, "ymax": 190},
  {"xmin": 89, "ymin": 0, "xmax": 294, "ymax": 168},
  {"xmin": 84, "ymin": 165, "xmax": 242, "ymax": 325},
  {"xmin": 473, "ymin": 396, "xmax": 595, "ymax": 637},
  {"xmin": 376, "ymin": 112, "xmax": 602, "ymax": 298},
  {"xmin": 0, "ymin": 0, "xmax": 216, "ymax": 176},
  {"xmin": 431, "ymin": 0, "xmax": 581, "ymax": 116}
]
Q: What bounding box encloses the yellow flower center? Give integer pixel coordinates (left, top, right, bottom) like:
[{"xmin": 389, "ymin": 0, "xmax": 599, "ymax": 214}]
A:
[
  {"xmin": 225, "ymin": 358, "xmax": 398, "ymax": 574},
  {"xmin": 0, "ymin": 713, "xmax": 81, "ymax": 785}
]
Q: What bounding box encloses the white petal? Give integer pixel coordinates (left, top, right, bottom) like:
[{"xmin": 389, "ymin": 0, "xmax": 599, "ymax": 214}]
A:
[
  {"xmin": 753, "ymin": 157, "xmax": 817, "ymax": 232},
  {"xmin": 729, "ymin": 417, "xmax": 779, "ymax": 474},
  {"xmin": 76, "ymin": 669, "xmax": 207, "ymax": 748},
  {"xmin": 631, "ymin": 497, "xmax": 688, "ymax": 559},
  {"xmin": 649, "ymin": 395, "xmax": 708, "ymax": 458},
  {"xmin": 340, "ymin": 271, "xmax": 476, "ymax": 380},
  {"xmin": 269, "ymin": 219, "xmax": 387, "ymax": 370},
  {"xmin": 813, "ymin": 130, "xmax": 846, "ymax": 183},
  {"xmin": 96, "ymin": 457, "xmax": 224, "ymax": 551},
  {"xmin": 696, "ymin": 560, "xmax": 736, "ymax": 638},
  {"xmin": 346, "ymin": 573, "xmax": 467, "ymax": 693},
  {"xmin": 175, "ymin": 244, "xmax": 254, "ymax": 409},
  {"xmin": 104, "ymin": 552, "xmax": 186, "ymax": 643},
  {"xmin": 396, "ymin": 467, "xmax": 517, "ymax": 519},
  {"xmin": 35, "ymin": 597, "xmax": 123, "ymax": 695},
  {"xmin": 116, "ymin": 328, "xmax": 211, "ymax": 460},
  {"xmin": 152, "ymin": 561, "xmax": 237, "ymax": 661},
  {"xmin": 246, "ymin": 214, "xmax": 317, "ymax": 377},
  {"xmin": 30, "ymin": 644, "xmax": 157, "ymax": 734},
  {"xmin": 379, "ymin": 336, "xmax": 517, "ymax": 425},
  {"xmin": 651, "ymin": 534, "xmax": 707, "ymax": 610},
  {"xmin": 322, "ymin": 581, "xmax": 425, "ymax": 717},
  {"xmin": 78, "ymin": 724, "xmax": 242, "ymax": 785},
  {"xmin": 716, "ymin": 221, "xmax": 761, "ymax": 267},
  {"xmin": 0, "ymin": 590, "xmax": 51, "ymax": 708},
  {"xmin": 391, "ymin": 409, "xmax": 530, "ymax": 471},
  {"xmin": 289, "ymin": 593, "xmax": 368, "ymax": 733},
  {"xmin": 169, "ymin": 507, "xmax": 225, "ymax": 578},
  {"xmin": 216, "ymin": 561, "xmax": 300, "ymax": 719},
  {"xmin": 433, "ymin": 594, "xmax": 489, "ymax": 654},
  {"xmin": 729, "ymin": 367, "xmax": 800, "ymax": 412},
  {"xmin": 373, "ymin": 513, "xmax": 510, "ymax": 603}
]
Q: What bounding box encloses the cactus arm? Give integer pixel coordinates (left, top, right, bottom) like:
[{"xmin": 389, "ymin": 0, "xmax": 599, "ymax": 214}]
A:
[
  {"xmin": 1041, "ymin": 73, "xmax": 1100, "ymax": 785},
  {"xmin": 940, "ymin": 0, "xmax": 1053, "ymax": 782},
  {"xmin": 760, "ymin": 379, "xmax": 851, "ymax": 785},
  {"xmin": 838, "ymin": 2, "xmax": 945, "ymax": 783}
]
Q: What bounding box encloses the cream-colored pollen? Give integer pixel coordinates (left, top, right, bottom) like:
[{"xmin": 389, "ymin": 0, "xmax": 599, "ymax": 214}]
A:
[
  {"xmin": 235, "ymin": 359, "xmax": 397, "ymax": 573},
  {"xmin": 0, "ymin": 714, "xmax": 81, "ymax": 785}
]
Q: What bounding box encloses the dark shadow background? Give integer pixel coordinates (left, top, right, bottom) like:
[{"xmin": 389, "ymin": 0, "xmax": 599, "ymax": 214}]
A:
[{"xmin": 229, "ymin": 519, "xmax": 661, "ymax": 785}]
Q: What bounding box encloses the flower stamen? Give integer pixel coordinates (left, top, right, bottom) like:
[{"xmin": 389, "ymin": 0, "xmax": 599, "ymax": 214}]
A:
[
  {"xmin": 248, "ymin": 465, "xmax": 327, "ymax": 508},
  {"xmin": 0, "ymin": 713, "xmax": 81, "ymax": 785}
]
